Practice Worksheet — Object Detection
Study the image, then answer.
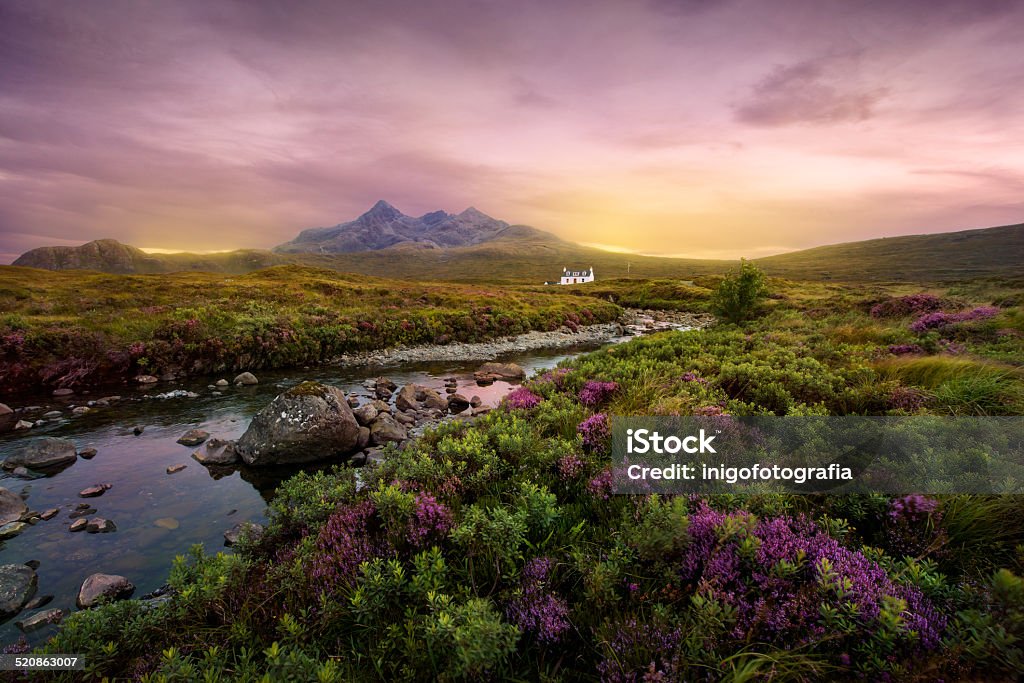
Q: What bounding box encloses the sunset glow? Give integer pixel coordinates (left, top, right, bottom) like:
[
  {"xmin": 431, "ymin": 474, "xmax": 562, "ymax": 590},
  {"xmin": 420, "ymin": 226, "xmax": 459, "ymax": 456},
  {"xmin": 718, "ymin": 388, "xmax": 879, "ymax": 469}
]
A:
[{"xmin": 1, "ymin": 0, "xmax": 1022, "ymax": 263}]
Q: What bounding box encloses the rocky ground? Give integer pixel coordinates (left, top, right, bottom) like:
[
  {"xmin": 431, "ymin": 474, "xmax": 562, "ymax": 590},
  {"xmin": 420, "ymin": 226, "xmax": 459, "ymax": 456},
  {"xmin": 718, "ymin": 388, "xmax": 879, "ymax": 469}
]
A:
[{"xmin": 329, "ymin": 308, "xmax": 713, "ymax": 367}]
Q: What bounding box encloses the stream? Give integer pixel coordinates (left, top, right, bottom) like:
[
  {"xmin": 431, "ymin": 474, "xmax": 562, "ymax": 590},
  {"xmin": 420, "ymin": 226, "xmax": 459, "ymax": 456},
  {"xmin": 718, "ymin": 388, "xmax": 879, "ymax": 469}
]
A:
[{"xmin": 0, "ymin": 339, "xmax": 628, "ymax": 646}]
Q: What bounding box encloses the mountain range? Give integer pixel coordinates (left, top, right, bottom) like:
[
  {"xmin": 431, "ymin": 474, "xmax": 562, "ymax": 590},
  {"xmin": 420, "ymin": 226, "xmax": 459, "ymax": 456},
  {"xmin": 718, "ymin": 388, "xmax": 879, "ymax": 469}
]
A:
[
  {"xmin": 274, "ymin": 200, "xmax": 548, "ymax": 253},
  {"xmin": 9, "ymin": 202, "xmax": 1024, "ymax": 282}
]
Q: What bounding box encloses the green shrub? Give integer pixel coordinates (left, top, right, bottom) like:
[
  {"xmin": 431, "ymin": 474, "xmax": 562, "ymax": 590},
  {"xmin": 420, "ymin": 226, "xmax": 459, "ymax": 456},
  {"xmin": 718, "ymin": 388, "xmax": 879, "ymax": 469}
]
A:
[{"xmin": 711, "ymin": 259, "xmax": 769, "ymax": 323}]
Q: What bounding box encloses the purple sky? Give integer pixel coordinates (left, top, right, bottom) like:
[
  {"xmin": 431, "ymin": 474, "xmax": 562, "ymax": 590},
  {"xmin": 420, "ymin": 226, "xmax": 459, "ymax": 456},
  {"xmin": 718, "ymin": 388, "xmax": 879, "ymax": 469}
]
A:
[{"xmin": 2, "ymin": 0, "xmax": 1023, "ymax": 263}]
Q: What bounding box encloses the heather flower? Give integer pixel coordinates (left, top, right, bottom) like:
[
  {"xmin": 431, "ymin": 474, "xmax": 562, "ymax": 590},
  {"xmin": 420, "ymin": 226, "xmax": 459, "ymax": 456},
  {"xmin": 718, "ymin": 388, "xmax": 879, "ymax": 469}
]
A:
[
  {"xmin": 938, "ymin": 339, "xmax": 966, "ymax": 355},
  {"xmin": 886, "ymin": 496, "xmax": 945, "ymax": 559},
  {"xmin": 537, "ymin": 367, "xmax": 572, "ymax": 388},
  {"xmin": 675, "ymin": 503, "xmax": 946, "ymax": 651},
  {"xmin": 588, "ymin": 467, "xmax": 614, "ymax": 500},
  {"xmin": 506, "ymin": 557, "xmax": 570, "ymax": 645},
  {"xmin": 889, "ymin": 386, "xmax": 930, "ymax": 412},
  {"xmin": 558, "ymin": 453, "xmax": 586, "ymax": 481},
  {"xmin": 1, "ymin": 332, "xmax": 26, "ymax": 352},
  {"xmin": 310, "ymin": 500, "xmax": 385, "ymax": 595},
  {"xmin": 596, "ymin": 617, "xmax": 682, "ymax": 683},
  {"xmin": 957, "ymin": 306, "xmax": 1000, "ymax": 322},
  {"xmin": 889, "ymin": 495, "xmax": 939, "ymax": 523},
  {"xmin": 681, "ymin": 371, "xmax": 709, "ymax": 386},
  {"xmin": 910, "ymin": 306, "xmax": 999, "ymax": 333},
  {"xmin": 504, "ymin": 386, "xmax": 542, "ymax": 410},
  {"xmin": 579, "ymin": 380, "xmax": 619, "ymax": 406},
  {"xmin": 578, "ymin": 413, "xmax": 610, "ymax": 452},
  {"xmin": 406, "ymin": 492, "xmax": 453, "ymax": 549},
  {"xmin": 910, "ymin": 312, "xmax": 958, "ymax": 333},
  {"xmin": 871, "ymin": 294, "xmax": 945, "ymax": 319}
]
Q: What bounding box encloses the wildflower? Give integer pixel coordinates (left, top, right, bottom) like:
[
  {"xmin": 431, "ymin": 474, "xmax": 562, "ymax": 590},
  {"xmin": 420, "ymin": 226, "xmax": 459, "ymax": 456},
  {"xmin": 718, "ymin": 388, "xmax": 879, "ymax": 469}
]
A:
[
  {"xmin": 506, "ymin": 557, "xmax": 570, "ymax": 644},
  {"xmin": 504, "ymin": 386, "xmax": 542, "ymax": 410},
  {"xmin": 588, "ymin": 468, "xmax": 614, "ymax": 500},
  {"xmin": 578, "ymin": 413, "xmax": 610, "ymax": 452},
  {"xmin": 888, "ymin": 494, "xmax": 938, "ymax": 523},
  {"xmin": 579, "ymin": 380, "xmax": 619, "ymax": 406},
  {"xmin": 910, "ymin": 306, "xmax": 999, "ymax": 333},
  {"xmin": 889, "ymin": 386, "xmax": 930, "ymax": 412},
  {"xmin": 310, "ymin": 500, "xmax": 385, "ymax": 595},
  {"xmin": 597, "ymin": 617, "xmax": 682, "ymax": 683},
  {"xmin": 558, "ymin": 453, "xmax": 586, "ymax": 481},
  {"xmin": 870, "ymin": 294, "xmax": 945, "ymax": 319},
  {"xmin": 406, "ymin": 492, "xmax": 453, "ymax": 549}
]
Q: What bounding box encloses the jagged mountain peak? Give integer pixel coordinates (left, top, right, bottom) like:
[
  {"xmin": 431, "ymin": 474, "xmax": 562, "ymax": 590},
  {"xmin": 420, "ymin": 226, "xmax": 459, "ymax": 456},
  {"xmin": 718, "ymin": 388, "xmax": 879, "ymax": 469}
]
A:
[
  {"xmin": 362, "ymin": 199, "xmax": 403, "ymax": 220},
  {"xmin": 274, "ymin": 202, "xmax": 529, "ymax": 254}
]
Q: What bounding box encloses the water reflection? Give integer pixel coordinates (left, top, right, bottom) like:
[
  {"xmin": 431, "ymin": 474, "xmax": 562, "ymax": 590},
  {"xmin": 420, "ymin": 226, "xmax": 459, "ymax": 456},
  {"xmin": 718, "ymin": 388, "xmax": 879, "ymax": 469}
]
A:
[{"xmin": 0, "ymin": 343, "xmax": 606, "ymax": 644}]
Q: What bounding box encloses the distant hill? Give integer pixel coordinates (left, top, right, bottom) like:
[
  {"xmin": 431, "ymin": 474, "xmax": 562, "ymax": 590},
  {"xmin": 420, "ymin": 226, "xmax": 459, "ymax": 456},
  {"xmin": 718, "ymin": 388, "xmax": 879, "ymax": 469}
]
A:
[
  {"xmin": 273, "ymin": 200, "xmax": 550, "ymax": 254},
  {"xmin": 9, "ymin": 218, "xmax": 1023, "ymax": 283},
  {"xmin": 755, "ymin": 223, "xmax": 1024, "ymax": 281},
  {"xmin": 13, "ymin": 238, "xmax": 286, "ymax": 274}
]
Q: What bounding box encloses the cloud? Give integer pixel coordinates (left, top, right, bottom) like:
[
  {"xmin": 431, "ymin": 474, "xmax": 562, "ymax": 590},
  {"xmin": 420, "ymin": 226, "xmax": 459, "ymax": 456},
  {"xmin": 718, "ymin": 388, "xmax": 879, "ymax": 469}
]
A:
[
  {"xmin": 1, "ymin": 1, "xmax": 1023, "ymax": 262},
  {"xmin": 734, "ymin": 57, "xmax": 888, "ymax": 127}
]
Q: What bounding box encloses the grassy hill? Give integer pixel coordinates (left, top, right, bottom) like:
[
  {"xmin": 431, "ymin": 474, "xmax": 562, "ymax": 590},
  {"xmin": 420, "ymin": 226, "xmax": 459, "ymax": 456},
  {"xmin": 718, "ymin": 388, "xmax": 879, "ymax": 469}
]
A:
[
  {"xmin": 10, "ymin": 222, "xmax": 1024, "ymax": 283},
  {"xmin": 297, "ymin": 230, "xmax": 732, "ymax": 283},
  {"xmin": 755, "ymin": 223, "xmax": 1024, "ymax": 281}
]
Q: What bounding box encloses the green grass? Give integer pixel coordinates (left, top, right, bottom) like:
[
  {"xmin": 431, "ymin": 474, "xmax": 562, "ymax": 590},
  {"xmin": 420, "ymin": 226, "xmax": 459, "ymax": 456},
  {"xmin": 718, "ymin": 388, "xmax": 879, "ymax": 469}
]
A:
[
  {"xmin": 14, "ymin": 222, "xmax": 1024, "ymax": 284},
  {"xmin": 0, "ymin": 264, "xmax": 621, "ymax": 393},
  {"xmin": 874, "ymin": 357, "xmax": 1024, "ymax": 414}
]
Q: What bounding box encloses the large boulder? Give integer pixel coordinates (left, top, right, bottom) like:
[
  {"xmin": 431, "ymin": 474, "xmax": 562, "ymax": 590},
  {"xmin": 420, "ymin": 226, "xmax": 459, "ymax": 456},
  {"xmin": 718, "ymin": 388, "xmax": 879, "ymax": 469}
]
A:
[
  {"xmin": 352, "ymin": 404, "xmax": 378, "ymax": 426},
  {"xmin": 474, "ymin": 362, "xmax": 526, "ymax": 382},
  {"xmin": 369, "ymin": 413, "xmax": 407, "ymax": 445},
  {"xmin": 3, "ymin": 437, "xmax": 77, "ymax": 471},
  {"xmin": 395, "ymin": 384, "xmax": 420, "ymax": 412},
  {"xmin": 0, "ymin": 488, "xmax": 27, "ymax": 526},
  {"xmin": 234, "ymin": 372, "xmax": 259, "ymax": 385},
  {"xmin": 395, "ymin": 384, "xmax": 448, "ymax": 412},
  {"xmin": 421, "ymin": 388, "xmax": 447, "ymax": 411},
  {"xmin": 448, "ymin": 393, "xmax": 471, "ymax": 413},
  {"xmin": 235, "ymin": 382, "xmax": 361, "ymax": 466},
  {"xmin": 0, "ymin": 564, "xmax": 37, "ymax": 618},
  {"xmin": 77, "ymin": 573, "xmax": 135, "ymax": 609}
]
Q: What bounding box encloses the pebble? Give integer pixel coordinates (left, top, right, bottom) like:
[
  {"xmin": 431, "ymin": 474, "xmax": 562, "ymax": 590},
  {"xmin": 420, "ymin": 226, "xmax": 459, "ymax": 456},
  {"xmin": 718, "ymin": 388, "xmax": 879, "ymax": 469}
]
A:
[
  {"xmin": 78, "ymin": 447, "xmax": 97, "ymax": 459},
  {"xmin": 86, "ymin": 518, "xmax": 116, "ymax": 533},
  {"xmin": 69, "ymin": 519, "xmax": 88, "ymax": 532},
  {"xmin": 0, "ymin": 522, "xmax": 27, "ymax": 539},
  {"xmin": 79, "ymin": 484, "xmax": 112, "ymax": 498},
  {"xmin": 166, "ymin": 464, "xmax": 187, "ymax": 474}
]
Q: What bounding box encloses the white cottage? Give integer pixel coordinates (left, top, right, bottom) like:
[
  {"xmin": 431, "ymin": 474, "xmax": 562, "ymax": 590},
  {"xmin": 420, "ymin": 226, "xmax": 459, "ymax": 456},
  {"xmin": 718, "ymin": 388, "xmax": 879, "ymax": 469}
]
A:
[{"xmin": 559, "ymin": 266, "xmax": 595, "ymax": 285}]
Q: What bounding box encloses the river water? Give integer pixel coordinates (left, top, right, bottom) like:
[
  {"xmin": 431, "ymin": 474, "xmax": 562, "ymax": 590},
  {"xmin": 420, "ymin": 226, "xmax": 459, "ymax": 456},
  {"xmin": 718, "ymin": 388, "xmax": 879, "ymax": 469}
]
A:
[{"xmin": 0, "ymin": 342, "xmax": 618, "ymax": 646}]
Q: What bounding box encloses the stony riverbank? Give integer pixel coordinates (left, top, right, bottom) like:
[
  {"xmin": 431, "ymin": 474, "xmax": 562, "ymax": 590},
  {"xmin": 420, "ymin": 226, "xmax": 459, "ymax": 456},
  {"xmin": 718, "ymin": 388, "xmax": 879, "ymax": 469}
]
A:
[{"xmin": 330, "ymin": 308, "xmax": 713, "ymax": 367}]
